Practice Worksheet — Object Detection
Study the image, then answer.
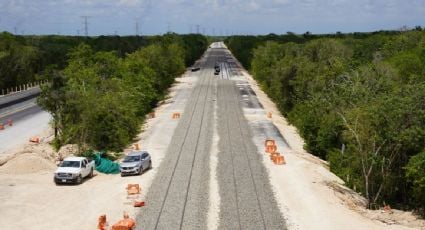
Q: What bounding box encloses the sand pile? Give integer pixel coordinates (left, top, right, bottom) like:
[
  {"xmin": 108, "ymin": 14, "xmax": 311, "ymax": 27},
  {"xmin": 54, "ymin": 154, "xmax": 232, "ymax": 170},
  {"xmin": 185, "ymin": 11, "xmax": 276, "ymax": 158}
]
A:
[
  {"xmin": 57, "ymin": 144, "xmax": 78, "ymax": 160},
  {"xmin": 0, "ymin": 153, "xmax": 56, "ymax": 174},
  {"xmin": 364, "ymin": 209, "xmax": 425, "ymax": 229},
  {"xmin": 0, "ymin": 142, "xmax": 56, "ymax": 166}
]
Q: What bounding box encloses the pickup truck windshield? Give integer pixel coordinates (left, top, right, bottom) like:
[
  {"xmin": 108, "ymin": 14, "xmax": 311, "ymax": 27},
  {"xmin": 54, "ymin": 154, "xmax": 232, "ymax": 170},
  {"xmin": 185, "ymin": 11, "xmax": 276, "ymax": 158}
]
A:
[
  {"xmin": 123, "ymin": 156, "xmax": 140, "ymax": 162},
  {"xmin": 60, "ymin": 161, "xmax": 80, "ymax": 168}
]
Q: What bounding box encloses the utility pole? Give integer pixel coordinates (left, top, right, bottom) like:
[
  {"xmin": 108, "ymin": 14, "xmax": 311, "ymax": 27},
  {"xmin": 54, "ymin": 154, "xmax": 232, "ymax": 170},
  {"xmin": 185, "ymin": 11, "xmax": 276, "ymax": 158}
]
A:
[
  {"xmin": 196, "ymin": 24, "xmax": 200, "ymax": 34},
  {"xmin": 81, "ymin": 16, "xmax": 91, "ymax": 36},
  {"xmin": 135, "ymin": 20, "xmax": 139, "ymax": 36},
  {"xmin": 167, "ymin": 22, "xmax": 171, "ymax": 33}
]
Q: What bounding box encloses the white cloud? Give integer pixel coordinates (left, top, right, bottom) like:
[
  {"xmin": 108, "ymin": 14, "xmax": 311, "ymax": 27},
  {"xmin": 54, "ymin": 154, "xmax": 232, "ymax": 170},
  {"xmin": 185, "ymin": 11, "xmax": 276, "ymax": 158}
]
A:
[{"xmin": 0, "ymin": 0, "xmax": 423, "ymax": 35}]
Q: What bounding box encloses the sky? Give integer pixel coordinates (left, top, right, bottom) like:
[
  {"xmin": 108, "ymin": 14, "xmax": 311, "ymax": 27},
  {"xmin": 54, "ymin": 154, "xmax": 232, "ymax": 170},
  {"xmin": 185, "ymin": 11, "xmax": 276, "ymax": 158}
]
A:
[{"xmin": 0, "ymin": 0, "xmax": 424, "ymax": 36}]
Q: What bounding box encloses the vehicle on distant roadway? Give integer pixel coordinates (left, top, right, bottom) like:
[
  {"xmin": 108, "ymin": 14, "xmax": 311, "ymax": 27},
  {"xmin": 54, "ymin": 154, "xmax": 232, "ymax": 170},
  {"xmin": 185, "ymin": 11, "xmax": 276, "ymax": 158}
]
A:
[
  {"xmin": 54, "ymin": 157, "xmax": 94, "ymax": 185},
  {"xmin": 214, "ymin": 65, "xmax": 220, "ymax": 75},
  {"xmin": 120, "ymin": 151, "xmax": 152, "ymax": 176}
]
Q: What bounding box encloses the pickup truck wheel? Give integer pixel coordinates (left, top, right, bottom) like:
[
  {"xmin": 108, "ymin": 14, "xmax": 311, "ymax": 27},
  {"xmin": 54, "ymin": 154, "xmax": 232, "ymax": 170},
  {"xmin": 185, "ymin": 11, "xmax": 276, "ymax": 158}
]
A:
[
  {"xmin": 89, "ymin": 168, "xmax": 94, "ymax": 178},
  {"xmin": 76, "ymin": 175, "xmax": 83, "ymax": 184}
]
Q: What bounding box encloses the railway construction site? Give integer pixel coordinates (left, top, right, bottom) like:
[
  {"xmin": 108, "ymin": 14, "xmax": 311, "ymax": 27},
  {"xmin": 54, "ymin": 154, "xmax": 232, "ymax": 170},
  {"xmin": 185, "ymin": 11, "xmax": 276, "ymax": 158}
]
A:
[{"xmin": 0, "ymin": 42, "xmax": 424, "ymax": 230}]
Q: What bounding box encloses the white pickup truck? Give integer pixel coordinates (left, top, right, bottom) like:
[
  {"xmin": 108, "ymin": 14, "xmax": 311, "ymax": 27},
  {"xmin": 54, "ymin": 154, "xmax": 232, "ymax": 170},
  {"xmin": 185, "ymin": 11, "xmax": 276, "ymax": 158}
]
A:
[{"xmin": 54, "ymin": 157, "xmax": 95, "ymax": 184}]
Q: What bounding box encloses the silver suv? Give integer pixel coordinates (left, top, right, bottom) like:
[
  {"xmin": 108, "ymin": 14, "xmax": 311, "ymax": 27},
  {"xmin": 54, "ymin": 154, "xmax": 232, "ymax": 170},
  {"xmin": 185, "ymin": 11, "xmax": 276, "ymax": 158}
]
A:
[{"xmin": 119, "ymin": 151, "xmax": 152, "ymax": 176}]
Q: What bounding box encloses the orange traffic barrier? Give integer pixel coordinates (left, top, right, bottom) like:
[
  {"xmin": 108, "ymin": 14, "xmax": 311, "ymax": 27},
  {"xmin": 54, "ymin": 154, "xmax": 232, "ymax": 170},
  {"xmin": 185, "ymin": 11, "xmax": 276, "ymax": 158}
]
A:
[
  {"xmin": 134, "ymin": 143, "xmax": 140, "ymax": 150},
  {"xmin": 267, "ymin": 112, "xmax": 272, "ymax": 118},
  {"xmin": 0, "ymin": 123, "xmax": 4, "ymax": 130},
  {"xmin": 265, "ymin": 145, "xmax": 277, "ymax": 154},
  {"xmin": 270, "ymin": 152, "xmax": 280, "ymax": 161},
  {"xmin": 273, "ymin": 155, "xmax": 286, "ymax": 165},
  {"xmin": 98, "ymin": 214, "xmax": 108, "ymax": 230},
  {"xmin": 133, "ymin": 201, "xmax": 145, "ymax": 207},
  {"xmin": 172, "ymin": 112, "xmax": 181, "ymax": 119},
  {"xmin": 127, "ymin": 184, "xmax": 141, "ymax": 195},
  {"xmin": 265, "ymin": 139, "xmax": 275, "ymax": 147},
  {"xmin": 29, "ymin": 136, "xmax": 40, "ymax": 143},
  {"xmin": 7, "ymin": 119, "xmax": 13, "ymax": 126},
  {"xmin": 112, "ymin": 212, "xmax": 136, "ymax": 230}
]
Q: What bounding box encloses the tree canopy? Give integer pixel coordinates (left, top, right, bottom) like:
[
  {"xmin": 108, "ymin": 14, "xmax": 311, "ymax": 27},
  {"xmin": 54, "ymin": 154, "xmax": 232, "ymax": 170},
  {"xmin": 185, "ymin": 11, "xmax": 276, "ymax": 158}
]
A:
[{"xmin": 226, "ymin": 30, "xmax": 425, "ymax": 215}]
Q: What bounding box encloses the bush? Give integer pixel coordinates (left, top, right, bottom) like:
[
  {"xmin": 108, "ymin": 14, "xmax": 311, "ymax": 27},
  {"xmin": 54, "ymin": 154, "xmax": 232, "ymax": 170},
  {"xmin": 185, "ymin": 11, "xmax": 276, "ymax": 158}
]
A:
[{"xmin": 405, "ymin": 150, "xmax": 425, "ymax": 214}]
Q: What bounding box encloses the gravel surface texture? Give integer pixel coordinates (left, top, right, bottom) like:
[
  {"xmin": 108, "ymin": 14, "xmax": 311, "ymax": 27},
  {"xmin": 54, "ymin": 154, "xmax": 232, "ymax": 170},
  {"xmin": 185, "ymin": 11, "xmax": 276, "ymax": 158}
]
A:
[
  {"xmin": 217, "ymin": 78, "xmax": 286, "ymax": 229},
  {"xmin": 137, "ymin": 50, "xmax": 215, "ymax": 230},
  {"xmin": 137, "ymin": 43, "xmax": 286, "ymax": 230}
]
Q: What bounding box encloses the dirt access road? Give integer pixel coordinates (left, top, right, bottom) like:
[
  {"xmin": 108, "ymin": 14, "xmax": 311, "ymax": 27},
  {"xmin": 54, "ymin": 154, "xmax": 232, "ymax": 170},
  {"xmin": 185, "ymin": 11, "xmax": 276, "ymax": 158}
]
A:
[{"xmin": 0, "ymin": 42, "xmax": 423, "ymax": 230}]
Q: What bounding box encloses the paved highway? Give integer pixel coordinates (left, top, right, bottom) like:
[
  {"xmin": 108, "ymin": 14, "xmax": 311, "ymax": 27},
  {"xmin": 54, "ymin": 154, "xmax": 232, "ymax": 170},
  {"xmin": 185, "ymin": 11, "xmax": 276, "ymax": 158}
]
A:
[
  {"xmin": 137, "ymin": 43, "xmax": 286, "ymax": 229},
  {"xmin": 0, "ymin": 99, "xmax": 50, "ymax": 154}
]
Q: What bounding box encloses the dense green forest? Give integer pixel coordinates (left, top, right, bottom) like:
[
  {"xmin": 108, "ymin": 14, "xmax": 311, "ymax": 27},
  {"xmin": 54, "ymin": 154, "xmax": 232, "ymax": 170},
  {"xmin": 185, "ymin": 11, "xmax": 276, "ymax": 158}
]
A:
[
  {"xmin": 0, "ymin": 32, "xmax": 207, "ymax": 90},
  {"xmin": 0, "ymin": 32, "xmax": 207, "ymax": 152},
  {"xmin": 225, "ymin": 30, "xmax": 425, "ymax": 214}
]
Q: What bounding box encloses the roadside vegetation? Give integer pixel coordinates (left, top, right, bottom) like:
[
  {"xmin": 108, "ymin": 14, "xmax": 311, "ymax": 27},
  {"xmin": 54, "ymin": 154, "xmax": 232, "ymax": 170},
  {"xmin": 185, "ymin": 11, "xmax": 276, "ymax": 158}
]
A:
[
  {"xmin": 0, "ymin": 32, "xmax": 207, "ymax": 152},
  {"xmin": 0, "ymin": 32, "xmax": 207, "ymax": 90},
  {"xmin": 225, "ymin": 29, "xmax": 425, "ymax": 215}
]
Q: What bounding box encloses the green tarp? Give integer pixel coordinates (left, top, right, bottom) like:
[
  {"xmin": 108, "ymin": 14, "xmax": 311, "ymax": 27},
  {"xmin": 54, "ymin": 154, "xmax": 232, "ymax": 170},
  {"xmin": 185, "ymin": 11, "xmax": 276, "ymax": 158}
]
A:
[{"xmin": 93, "ymin": 153, "xmax": 120, "ymax": 174}]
